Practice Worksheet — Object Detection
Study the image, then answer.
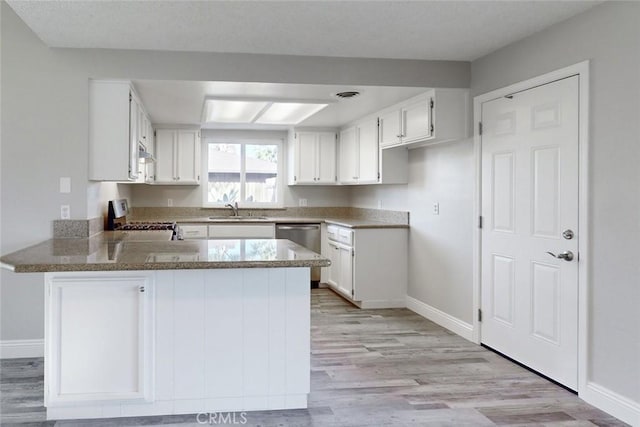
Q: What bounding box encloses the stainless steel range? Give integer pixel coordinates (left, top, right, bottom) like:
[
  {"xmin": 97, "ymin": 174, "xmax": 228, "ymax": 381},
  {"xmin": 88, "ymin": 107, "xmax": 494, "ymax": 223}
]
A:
[{"xmin": 107, "ymin": 199, "xmax": 180, "ymax": 239}]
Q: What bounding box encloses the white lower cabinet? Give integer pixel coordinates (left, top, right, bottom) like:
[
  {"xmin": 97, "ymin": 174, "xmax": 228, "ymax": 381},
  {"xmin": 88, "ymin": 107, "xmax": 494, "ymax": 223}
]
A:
[
  {"xmin": 178, "ymin": 224, "xmax": 208, "ymax": 239},
  {"xmin": 177, "ymin": 223, "xmax": 276, "ymax": 239},
  {"xmin": 44, "ymin": 268, "xmax": 311, "ymax": 420},
  {"xmin": 323, "ymin": 225, "xmax": 407, "ymax": 308},
  {"xmin": 208, "ymin": 224, "xmax": 275, "ymax": 238},
  {"xmin": 338, "ymin": 244, "xmax": 354, "ymax": 298},
  {"xmin": 45, "ymin": 272, "xmax": 154, "ymax": 407},
  {"xmin": 326, "ymin": 241, "xmax": 342, "ymax": 290}
]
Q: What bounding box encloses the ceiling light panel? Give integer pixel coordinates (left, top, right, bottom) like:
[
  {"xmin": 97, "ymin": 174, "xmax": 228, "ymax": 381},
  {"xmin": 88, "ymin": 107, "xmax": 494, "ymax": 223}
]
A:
[
  {"xmin": 255, "ymin": 102, "xmax": 328, "ymax": 125},
  {"xmin": 205, "ymin": 99, "xmax": 268, "ymax": 123}
]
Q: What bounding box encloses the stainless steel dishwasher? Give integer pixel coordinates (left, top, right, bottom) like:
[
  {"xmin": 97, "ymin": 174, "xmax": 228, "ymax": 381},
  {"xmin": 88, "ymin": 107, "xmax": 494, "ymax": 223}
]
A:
[{"xmin": 275, "ymin": 223, "xmax": 321, "ymax": 288}]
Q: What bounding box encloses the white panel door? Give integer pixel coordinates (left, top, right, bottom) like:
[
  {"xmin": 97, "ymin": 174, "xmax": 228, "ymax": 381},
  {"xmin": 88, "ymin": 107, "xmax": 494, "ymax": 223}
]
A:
[
  {"xmin": 402, "ymin": 97, "xmax": 431, "ymax": 143},
  {"xmin": 481, "ymin": 76, "xmax": 579, "ymax": 389},
  {"xmin": 357, "ymin": 119, "xmax": 379, "ymax": 183},
  {"xmin": 338, "ymin": 245, "xmax": 354, "ymax": 298},
  {"xmin": 378, "ymin": 110, "xmax": 401, "ymax": 148},
  {"xmin": 327, "ymin": 241, "xmax": 340, "ymax": 287},
  {"xmin": 154, "ymin": 129, "xmax": 175, "ymax": 183},
  {"xmin": 295, "ymin": 132, "xmax": 318, "ymax": 184},
  {"xmin": 176, "ymin": 130, "xmax": 200, "ymax": 184},
  {"xmin": 317, "ymin": 132, "xmax": 337, "ymax": 184},
  {"xmin": 46, "ymin": 274, "xmax": 152, "ymax": 404},
  {"xmin": 339, "ymin": 127, "xmax": 358, "ymax": 183},
  {"xmin": 128, "ymin": 95, "xmax": 140, "ymax": 180}
]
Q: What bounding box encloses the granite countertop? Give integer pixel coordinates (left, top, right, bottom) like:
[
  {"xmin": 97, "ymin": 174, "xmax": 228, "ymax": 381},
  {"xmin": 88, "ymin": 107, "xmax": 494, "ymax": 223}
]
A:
[
  {"xmin": 0, "ymin": 232, "xmax": 330, "ymax": 273},
  {"xmin": 172, "ymin": 216, "xmax": 409, "ymax": 229}
]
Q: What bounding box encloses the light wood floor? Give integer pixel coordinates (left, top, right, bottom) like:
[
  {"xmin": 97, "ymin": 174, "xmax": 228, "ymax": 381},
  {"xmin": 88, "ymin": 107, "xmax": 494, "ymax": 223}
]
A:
[{"xmin": 0, "ymin": 288, "xmax": 627, "ymax": 426}]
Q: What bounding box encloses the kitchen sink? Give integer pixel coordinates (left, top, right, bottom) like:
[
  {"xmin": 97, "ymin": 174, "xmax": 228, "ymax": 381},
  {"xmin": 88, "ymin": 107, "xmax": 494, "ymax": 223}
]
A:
[{"xmin": 208, "ymin": 216, "xmax": 269, "ymax": 220}]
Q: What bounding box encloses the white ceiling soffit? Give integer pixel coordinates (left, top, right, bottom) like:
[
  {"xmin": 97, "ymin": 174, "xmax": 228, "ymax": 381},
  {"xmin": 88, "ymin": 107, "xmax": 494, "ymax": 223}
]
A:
[
  {"xmin": 132, "ymin": 80, "xmax": 427, "ymax": 128},
  {"xmin": 7, "ymin": 1, "xmax": 602, "ymax": 61}
]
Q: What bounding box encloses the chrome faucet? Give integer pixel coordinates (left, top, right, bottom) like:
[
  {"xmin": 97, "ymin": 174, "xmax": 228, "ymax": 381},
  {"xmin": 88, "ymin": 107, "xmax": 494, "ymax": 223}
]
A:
[{"xmin": 224, "ymin": 202, "xmax": 239, "ymax": 216}]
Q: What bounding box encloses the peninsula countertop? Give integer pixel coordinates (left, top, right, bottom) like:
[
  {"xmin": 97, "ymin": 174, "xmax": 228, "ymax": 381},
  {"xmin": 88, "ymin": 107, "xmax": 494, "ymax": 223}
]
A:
[{"xmin": 0, "ymin": 232, "xmax": 330, "ymax": 273}]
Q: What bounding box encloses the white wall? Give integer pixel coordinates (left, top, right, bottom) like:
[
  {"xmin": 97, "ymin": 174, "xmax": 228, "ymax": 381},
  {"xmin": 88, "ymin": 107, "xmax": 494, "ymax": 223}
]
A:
[
  {"xmin": 0, "ymin": 2, "xmax": 469, "ymax": 342},
  {"xmin": 471, "ymin": 1, "xmax": 640, "ymax": 407},
  {"xmin": 353, "ymin": 1, "xmax": 640, "ymax": 417},
  {"xmin": 351, "ymin": 140, "xmax": 475, "ymax": 323}
]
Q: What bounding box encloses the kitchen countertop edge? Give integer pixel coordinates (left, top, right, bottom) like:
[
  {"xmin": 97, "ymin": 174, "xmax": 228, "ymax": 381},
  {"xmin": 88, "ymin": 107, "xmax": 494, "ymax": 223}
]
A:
[
  {"xmin": 170, "ymin": 217, "xmax": 409, "ymax": 229},
  {"xmin": 7, "ymin": 259, "xmax": 330, "ymax": 273}
]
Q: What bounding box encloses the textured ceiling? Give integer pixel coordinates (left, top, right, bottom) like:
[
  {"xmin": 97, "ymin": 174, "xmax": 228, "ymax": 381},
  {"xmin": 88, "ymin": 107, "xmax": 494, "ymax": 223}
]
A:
[{"xmin": 7, "ymin": 1, "xmax": 601, "ymax": 61}]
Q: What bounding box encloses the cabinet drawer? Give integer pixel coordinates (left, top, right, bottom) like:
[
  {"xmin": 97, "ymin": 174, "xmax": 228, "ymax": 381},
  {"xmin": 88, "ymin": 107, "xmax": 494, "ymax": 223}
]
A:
[
  {"xmin": 337, "ymin": 228, "xmax": 354, "ymax": 245},
  {"xmin": 327, "ymin": 225, "xmax": 339, "ymax": 242},
  {"xmin": 208, "ymin": 224, "xmax": 275, "ymax": 239},
  {"xmin": 179, "ymin": 225, "xmax": 208, "ymax": 239}
]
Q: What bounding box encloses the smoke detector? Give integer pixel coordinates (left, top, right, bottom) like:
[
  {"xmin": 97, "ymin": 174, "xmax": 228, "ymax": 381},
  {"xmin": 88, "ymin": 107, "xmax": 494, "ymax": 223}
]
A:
[{"xmin": 334, "ymin": 91, "xmax": 360, "ymax": 99}]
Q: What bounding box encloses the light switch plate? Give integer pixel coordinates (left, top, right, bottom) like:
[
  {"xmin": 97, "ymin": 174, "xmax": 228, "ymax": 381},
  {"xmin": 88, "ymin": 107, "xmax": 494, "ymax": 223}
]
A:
[
  {"xmin": 59, "ymin": 177, "xmax": 71, "ymax": 193},
  {"xmin": 298, "ymin": 198, "xmax": 308, "ymax": 207},
  {"xmin": 167, "ymin": 199, "xmax": 173, "ymax": 207}
]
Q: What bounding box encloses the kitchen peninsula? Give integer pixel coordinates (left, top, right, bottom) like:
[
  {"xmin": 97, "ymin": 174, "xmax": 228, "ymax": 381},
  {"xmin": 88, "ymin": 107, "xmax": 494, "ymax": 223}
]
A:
[{"xmin": 1, "ymin": 233, "xmax": 329, "ymax": 420}]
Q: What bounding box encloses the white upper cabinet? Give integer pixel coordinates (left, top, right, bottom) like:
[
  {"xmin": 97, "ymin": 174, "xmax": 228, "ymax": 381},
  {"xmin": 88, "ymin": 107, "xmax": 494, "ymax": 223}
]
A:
[
  {"xmin": 339, "ymin": 119, "xmax": 379, "ymax": 184},
  {"xmin": 289, "ymin": 131, "xmax": 337, "ymax": 185},
  {"xmin": 153, "ymin": 129, "xmax": 201, "ymax": 185},
  {"xmin": 132, "ymin": 100, "xmax": 155, "ymax": 184},
  {"xmin": 316, "ymin": 133, "xmax": 337, "ymax": 183},
  {"xmin": 378, "ymin": 109, "xmax": 402, "ymax": 148},
  {"xmin": 154, "ymin": 129, "xmax": 175, "ymax": 183},
  {"xmin": 338, "ymin": 126, "xmax": 358, "ymax": 184},
  {"xmin": 89, "ymin": 80, "xmax": 147, "ymax": 181},
  {"xmin": 144, "ymin": 120, "xmax": 155, "ymax": 183},
  {"xmin": 176, "ymin": 130, "xmax": 200, "ymax": 183},
  {"xmin": 378, "ymin": 89, "xmax": 469, "ymax": 149},
  {"xmin": 357, "ymin": 118, "xmax": 379, "ymax": 183},
  {"xmin": 401, "ymin": 97, "xmax": 432, "ymax": 143}
]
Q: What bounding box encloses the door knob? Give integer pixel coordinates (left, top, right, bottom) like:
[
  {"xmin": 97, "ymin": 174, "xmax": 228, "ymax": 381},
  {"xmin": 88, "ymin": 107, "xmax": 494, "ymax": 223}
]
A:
[{"xmin": 546, "ymin": 251, "xmax": 574, "ymax": 261}]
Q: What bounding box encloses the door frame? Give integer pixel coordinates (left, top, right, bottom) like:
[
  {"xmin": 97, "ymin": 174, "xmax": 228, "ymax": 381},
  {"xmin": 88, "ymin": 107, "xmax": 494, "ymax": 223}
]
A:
[{"xmin": 472, "ymin": 61, "xmax": 590, "ymax": 394}]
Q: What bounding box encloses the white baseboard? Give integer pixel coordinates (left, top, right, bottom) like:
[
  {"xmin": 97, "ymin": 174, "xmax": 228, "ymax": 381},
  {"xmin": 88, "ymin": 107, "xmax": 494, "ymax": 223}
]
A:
[
  {"xmin": 0, "ymin": 339, "xmax": 44, "ymax": 359},
  {"xmin": 581, "ymin": 381, "xmax": 640, "ymax": 426},
  {"xmin": 405, "ymin": 296, "xmax": 474, "ymax": 342}
]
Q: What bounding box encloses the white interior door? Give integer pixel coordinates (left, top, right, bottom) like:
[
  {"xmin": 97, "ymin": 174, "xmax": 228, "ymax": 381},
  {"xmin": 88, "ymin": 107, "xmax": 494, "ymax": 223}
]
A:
[{"xmin": 481, "ymin": 76, "xmax": 579, "ymax": 390}]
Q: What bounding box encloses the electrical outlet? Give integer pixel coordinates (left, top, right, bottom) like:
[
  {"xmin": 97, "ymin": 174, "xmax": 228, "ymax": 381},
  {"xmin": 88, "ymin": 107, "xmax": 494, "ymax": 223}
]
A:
[
  {"xmin": 432, "ymin": 202, "xmax": 440, "ymax": 215},
  {"xmin": 60, "ymin": 205, "xmax": 70, "ymax": 219},
  {"xmin": 377, "ymin": 199, "xmax": 383, "ymax": 209},
  {"xmin": 298, "ymin": 198, "xmax": 308, "ymax": 207},
  {"xmin": 167, "ymin": 198, "xmax": 173, "ymax": 207}
]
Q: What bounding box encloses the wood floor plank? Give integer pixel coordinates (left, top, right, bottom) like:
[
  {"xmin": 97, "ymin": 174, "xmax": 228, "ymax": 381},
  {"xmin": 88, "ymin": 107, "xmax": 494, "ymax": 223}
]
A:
[{"xmin": 0, "ymin": 288, "xmax": 628, "ymax": 426}]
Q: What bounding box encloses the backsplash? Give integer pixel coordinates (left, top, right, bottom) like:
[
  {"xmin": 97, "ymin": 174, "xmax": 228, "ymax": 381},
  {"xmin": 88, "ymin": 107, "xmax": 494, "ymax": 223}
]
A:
[
  {"xmin": 53, "ymin": 217, "xmax": 104, "ymax": 238},
  {"xmin": 129, "ymin": 207, "xmax": 409, "ymax": 224}
]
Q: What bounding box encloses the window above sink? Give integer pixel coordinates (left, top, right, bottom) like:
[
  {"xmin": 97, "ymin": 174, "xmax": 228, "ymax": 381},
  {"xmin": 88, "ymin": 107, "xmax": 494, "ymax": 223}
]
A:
[{"xmin": 202, "ymin": 140, "xmax": 283, "ymax": 209}]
